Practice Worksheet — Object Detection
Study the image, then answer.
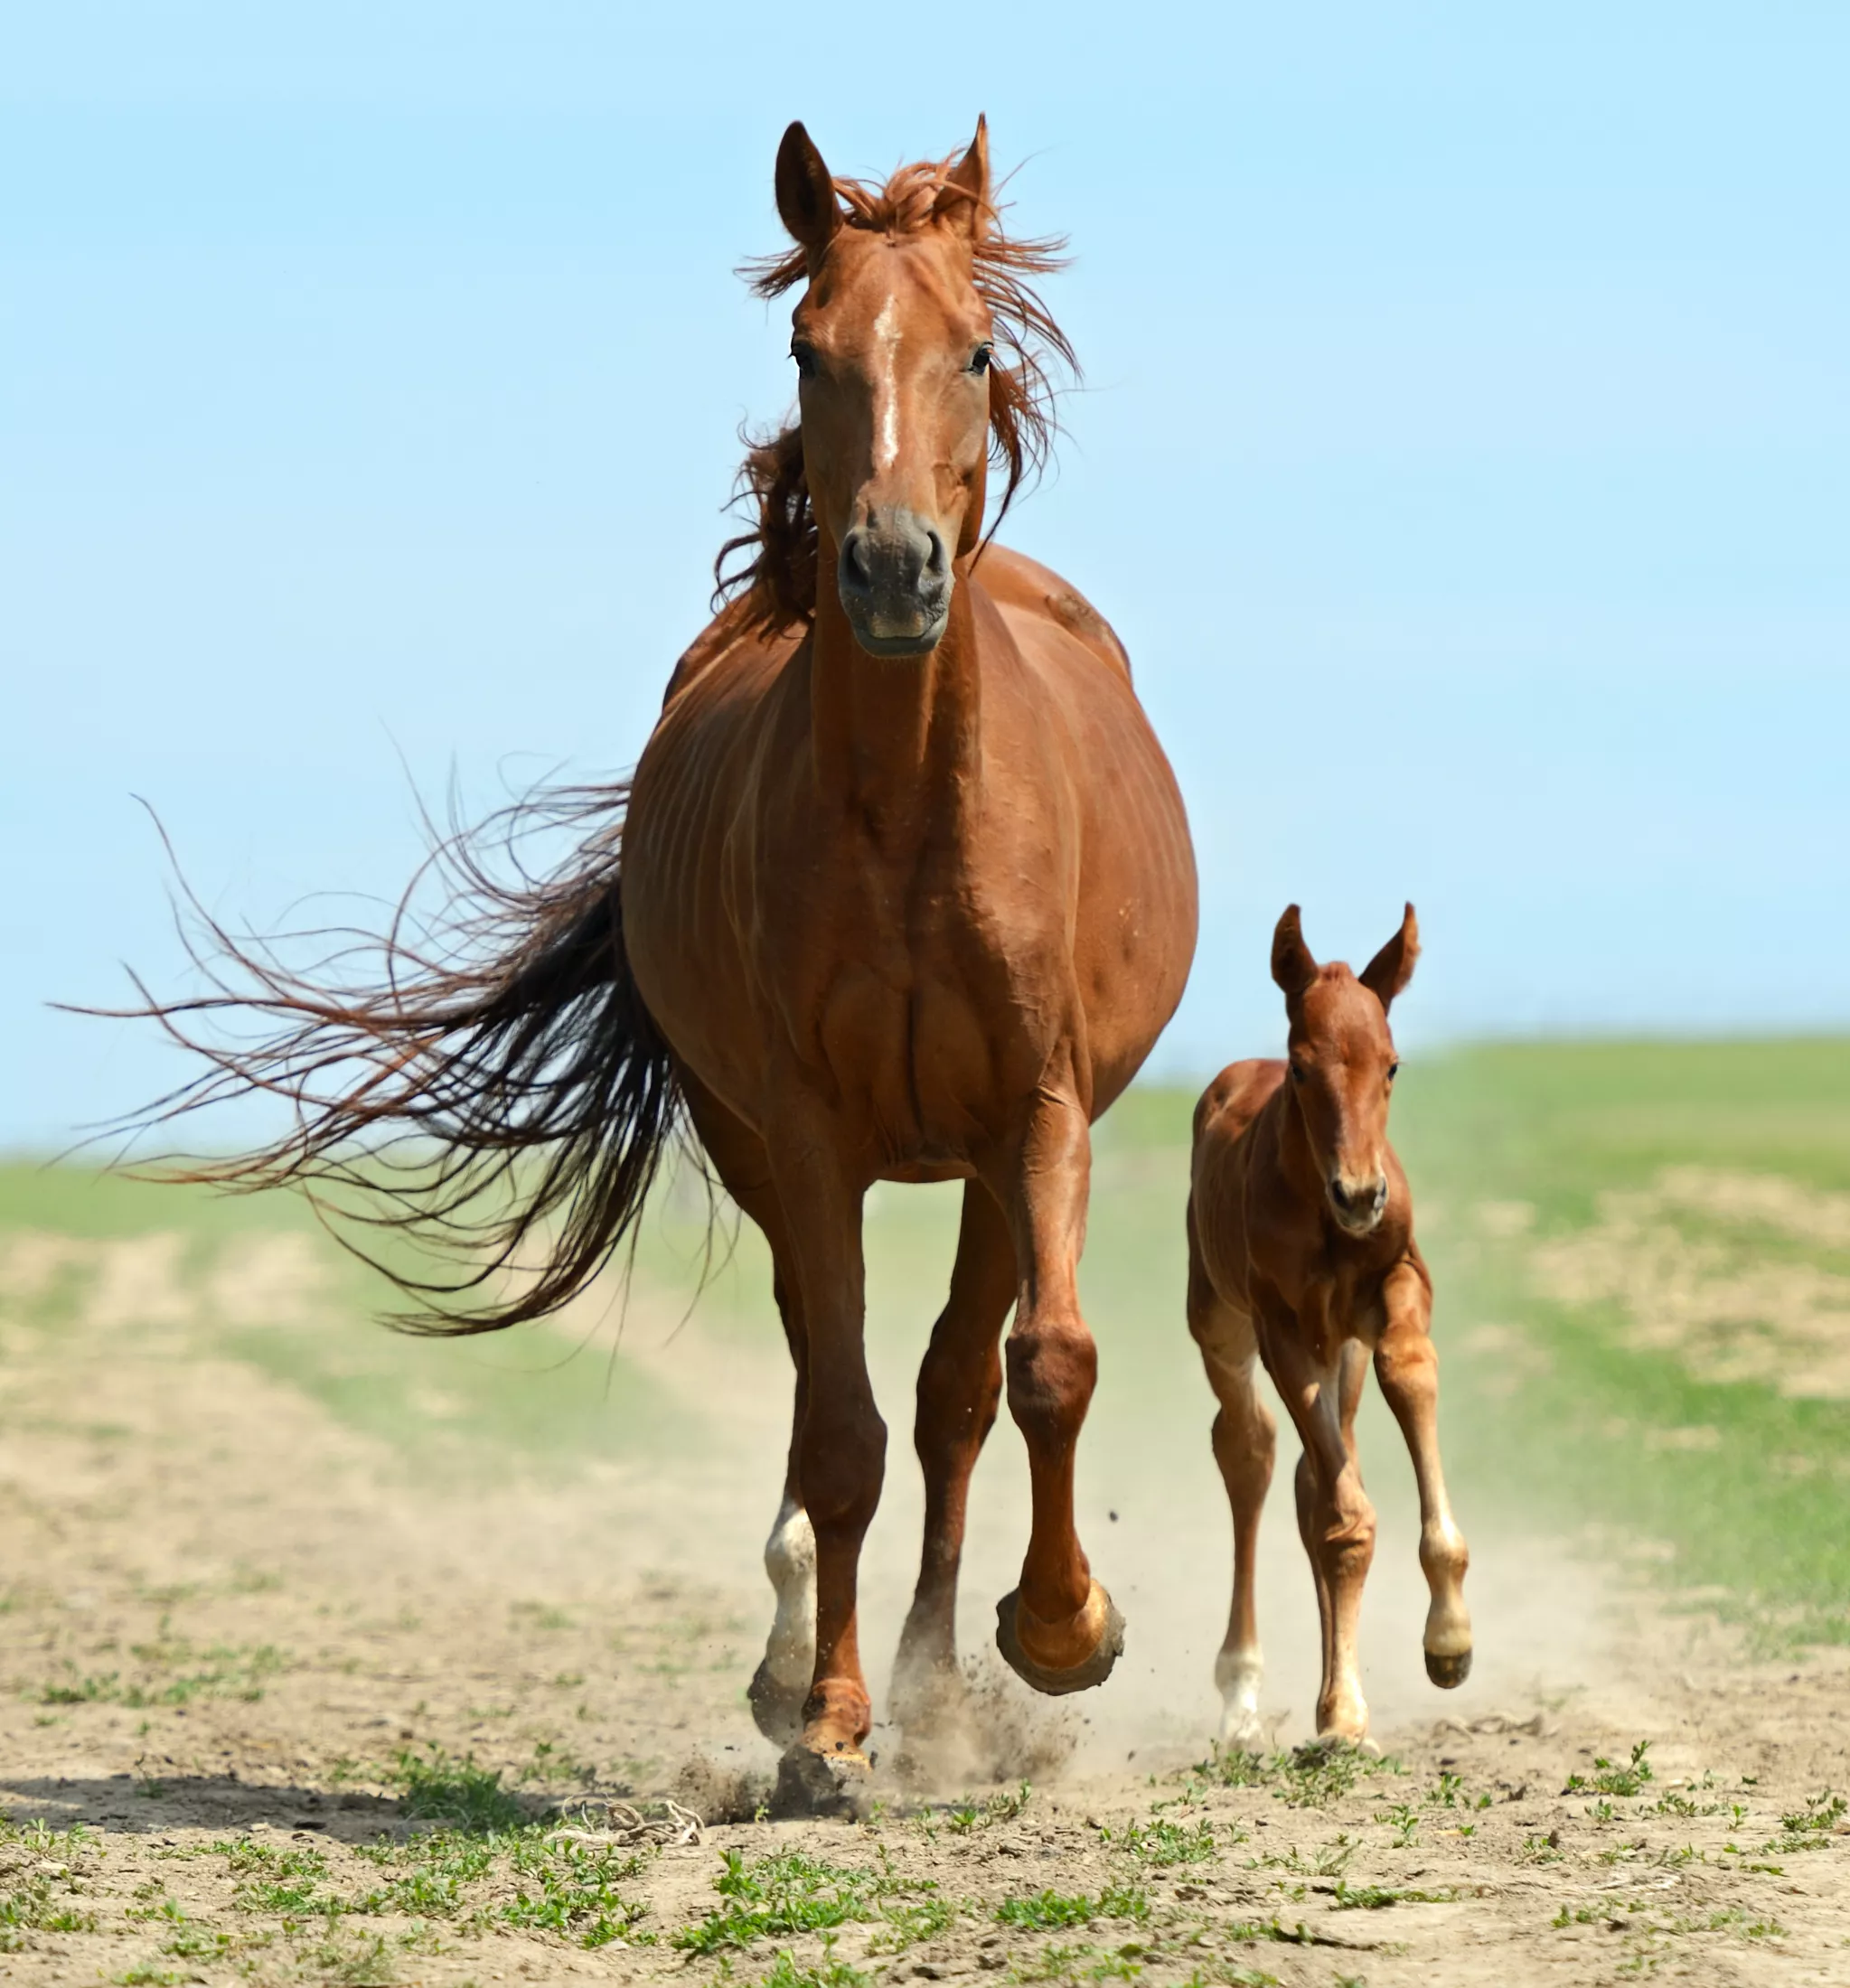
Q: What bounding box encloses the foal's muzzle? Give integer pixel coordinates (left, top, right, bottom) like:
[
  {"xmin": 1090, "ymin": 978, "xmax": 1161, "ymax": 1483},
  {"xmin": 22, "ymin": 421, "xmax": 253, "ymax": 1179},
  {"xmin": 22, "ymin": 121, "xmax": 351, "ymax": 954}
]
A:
[
  {"xmin": 1329, "ymin": 1172, "xmax": 1388, "ymax": 1235},
  {"xmin": 838, "ymin": 508, "xmax": 952, "ymax": 657}
]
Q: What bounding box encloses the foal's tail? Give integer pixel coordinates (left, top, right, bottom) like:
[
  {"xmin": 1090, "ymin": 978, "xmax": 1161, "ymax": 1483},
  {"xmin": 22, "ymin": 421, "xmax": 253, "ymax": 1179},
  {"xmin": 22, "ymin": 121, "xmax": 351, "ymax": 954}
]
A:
[{"xmin": 98, "ymin": 783, "xmax": 687, "ymax": 1335}]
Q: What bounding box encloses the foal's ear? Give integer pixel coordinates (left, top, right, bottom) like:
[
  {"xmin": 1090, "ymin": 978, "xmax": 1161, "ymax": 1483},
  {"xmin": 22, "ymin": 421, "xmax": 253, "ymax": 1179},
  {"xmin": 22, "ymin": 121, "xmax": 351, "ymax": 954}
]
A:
[
  {"xmin": 934, "ymin": 115, "xmax": 991, "ymax": 241},
  {"xmin": 775, "ymin": 121, "xmax": 840, "ymax": 262},
  {"xmin": 1271, "ymin": 905, "xmax": 1319, "ymax": 1000},
  {"xmin": 1359, "ymin": 902, "xmax": 1421, "ymax": 1014}
]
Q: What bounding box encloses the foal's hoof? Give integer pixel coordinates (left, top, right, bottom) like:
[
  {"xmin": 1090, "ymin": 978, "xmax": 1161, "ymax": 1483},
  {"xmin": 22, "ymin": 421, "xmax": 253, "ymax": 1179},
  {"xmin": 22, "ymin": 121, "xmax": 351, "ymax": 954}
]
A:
[
  {"xmin": 747, "ymin": 1659, "xmax": 809, "ymax": 1748},
  {"xmin": 1426, "ymin": 1647, "xmax": 1473, "ymax": 1689},
  {"xmin": 994, "ymin": 1581, "xmax": 1124, "ymax": 1697},
  {"xmin": 771, "ymin": 1741, "xmax": 871, "ymax": 1819}
]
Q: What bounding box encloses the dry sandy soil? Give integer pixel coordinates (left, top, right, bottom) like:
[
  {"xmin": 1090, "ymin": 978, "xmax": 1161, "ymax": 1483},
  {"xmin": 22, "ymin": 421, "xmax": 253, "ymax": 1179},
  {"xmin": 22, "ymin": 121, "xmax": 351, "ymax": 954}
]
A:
[{"xmin": 3, "ymin": 1230, "xmax": 1849, "ymax": 1986}]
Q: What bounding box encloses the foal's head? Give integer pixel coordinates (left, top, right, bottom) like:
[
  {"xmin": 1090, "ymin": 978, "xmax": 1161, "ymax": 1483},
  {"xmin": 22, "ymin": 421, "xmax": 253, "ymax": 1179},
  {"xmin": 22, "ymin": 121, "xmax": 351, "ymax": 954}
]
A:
[
  {"xmin": 1270, "ymin": 905, "xmax": 1421, "ymax": 1237},
  {"xmin": 757, "ymin": 118, "xmax": 1063, "ymax": 657}
]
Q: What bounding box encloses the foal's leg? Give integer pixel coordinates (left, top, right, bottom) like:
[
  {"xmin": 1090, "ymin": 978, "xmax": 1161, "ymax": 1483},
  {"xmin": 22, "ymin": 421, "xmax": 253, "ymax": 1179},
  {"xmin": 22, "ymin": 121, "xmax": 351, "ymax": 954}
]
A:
[
  {"xmin": 679, "ymin": 1077, "xmax": 815, "ymax": 1745},
  {"xmin": 1374, "ymin": 1259, "xmax": 1473, "ymax": 1686},
  {"xmin": 891, "ymin": 1181, "xmax": 1015, "ymax": 1730},
  {"xmin": 1187, "ymin": 1212, "xmax": 1275, "ymax": 1749},
  {"xmin": 990, "ymin": 1082, "xmax": 1122, "ymax": 1693},
  {"xmin": 1261, "ymin": 1302, "xmax": 1377, "ymax": 1741},
  {"xmin": 1289, "ymin": 1337, "xmax": 1368, "ymax": 1724}
]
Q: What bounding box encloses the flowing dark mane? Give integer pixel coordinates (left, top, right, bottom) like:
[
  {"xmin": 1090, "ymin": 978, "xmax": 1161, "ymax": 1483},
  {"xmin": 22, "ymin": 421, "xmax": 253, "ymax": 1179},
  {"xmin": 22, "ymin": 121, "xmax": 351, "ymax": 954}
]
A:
[{"xmin": 714, "ymin": 155, "xmax": 1076, "ymax": 637}]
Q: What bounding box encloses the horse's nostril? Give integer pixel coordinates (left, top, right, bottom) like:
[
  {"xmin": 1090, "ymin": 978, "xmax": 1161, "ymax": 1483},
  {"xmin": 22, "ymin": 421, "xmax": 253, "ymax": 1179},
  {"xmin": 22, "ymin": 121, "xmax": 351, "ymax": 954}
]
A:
[
  {"xmin": 925, "ymin": 529, "xmax": 948, "ymax": 577},
  {"xmin": 843, "ymin": 533, "xmax": 873, "ymax": 588},
  {"xmin": 1329, "ymin": 1179, "xmax": 1351, "ymax": 1212}
]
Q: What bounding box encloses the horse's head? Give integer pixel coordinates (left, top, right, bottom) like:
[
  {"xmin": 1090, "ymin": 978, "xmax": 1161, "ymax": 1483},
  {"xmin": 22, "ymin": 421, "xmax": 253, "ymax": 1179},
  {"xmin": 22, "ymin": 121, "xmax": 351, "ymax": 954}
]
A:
[
  {"xmin": 1270, "ymin": 904, "xmax": 1420, "ymax": 1237},
  {"xmin": 772, "ymin": 119, "xmax": 1003, "ymax": 657}
]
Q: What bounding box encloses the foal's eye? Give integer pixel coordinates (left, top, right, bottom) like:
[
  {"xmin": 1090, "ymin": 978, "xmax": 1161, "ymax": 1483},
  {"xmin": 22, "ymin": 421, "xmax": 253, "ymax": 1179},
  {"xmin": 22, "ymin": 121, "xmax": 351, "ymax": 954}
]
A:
[
  {"xmin": 969, "ymin": 342, "xmax": 993, "ymax": 375},
  {"xmin": 791, "ymin": 343, "xmax": 818, "ymax": 380}
]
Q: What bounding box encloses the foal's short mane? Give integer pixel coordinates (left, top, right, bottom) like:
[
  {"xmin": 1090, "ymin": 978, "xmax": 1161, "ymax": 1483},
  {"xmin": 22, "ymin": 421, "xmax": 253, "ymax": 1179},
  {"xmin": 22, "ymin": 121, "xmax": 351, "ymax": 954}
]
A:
[{"xmin": 715, "ymin": 154, "xmax": 1077, "ymax": 637}]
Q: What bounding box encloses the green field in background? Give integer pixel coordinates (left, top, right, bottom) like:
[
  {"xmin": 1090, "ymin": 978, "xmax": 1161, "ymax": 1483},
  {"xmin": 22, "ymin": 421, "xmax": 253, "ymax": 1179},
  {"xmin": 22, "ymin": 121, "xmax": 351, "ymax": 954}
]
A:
[{"xmin": 5, "ymin": 1037, "xmax": 1850, "ymax": 1644}]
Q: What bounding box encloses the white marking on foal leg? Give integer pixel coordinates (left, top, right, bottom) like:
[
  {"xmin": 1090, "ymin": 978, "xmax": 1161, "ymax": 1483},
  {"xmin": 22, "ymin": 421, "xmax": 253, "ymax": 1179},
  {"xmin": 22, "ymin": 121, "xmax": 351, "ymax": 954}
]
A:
[
  {"xmin": 1215, "ymin": 1645, "xmax": 1264, "ymax": 1750},
  {"xmin": 761, "ymin": 1496, "xmax": 816, "ymax": 1695}
]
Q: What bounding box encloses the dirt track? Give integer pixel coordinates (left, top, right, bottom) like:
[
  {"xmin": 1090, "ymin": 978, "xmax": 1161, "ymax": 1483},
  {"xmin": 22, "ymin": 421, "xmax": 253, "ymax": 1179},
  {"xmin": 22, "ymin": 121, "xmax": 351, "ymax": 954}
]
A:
[{"xmin": 3, "ymin": 1230, "xmax": 1850, "ymax": 1985}]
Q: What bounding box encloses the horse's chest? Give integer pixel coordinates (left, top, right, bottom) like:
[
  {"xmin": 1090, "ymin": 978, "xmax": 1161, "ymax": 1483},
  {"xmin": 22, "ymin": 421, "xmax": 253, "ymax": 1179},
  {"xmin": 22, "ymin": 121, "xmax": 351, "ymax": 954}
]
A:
[
  {"xmin": 1298, "ymin": 1263, "xmax": 1385, "ymax": 1364},
  {"xmin": 794, "ymin": 852, "xmax": 1047, "ymax": 1158},
  {"xmin": 814, "ymin": 950, "xmax": 1010, "ymax": 1155}
]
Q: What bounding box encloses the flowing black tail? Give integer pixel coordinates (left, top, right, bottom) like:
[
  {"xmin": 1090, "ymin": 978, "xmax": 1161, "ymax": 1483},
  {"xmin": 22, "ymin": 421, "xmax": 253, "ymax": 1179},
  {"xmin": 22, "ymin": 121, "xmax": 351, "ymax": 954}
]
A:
[{"xmin": 96, "ymin": 782, "xmax": 687, "ymax": 1335}]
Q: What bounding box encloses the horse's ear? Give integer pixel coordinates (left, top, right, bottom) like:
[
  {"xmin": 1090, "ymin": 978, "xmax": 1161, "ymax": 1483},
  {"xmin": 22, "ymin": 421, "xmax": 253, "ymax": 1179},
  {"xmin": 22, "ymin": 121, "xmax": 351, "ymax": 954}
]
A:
[
  {"xmin": 1359, "ymin": 902, "xmax": 1420, "ymax": 1014},
  {"xmin": 775, "ymin": 121, "xmax": 840, "ymax": 262},
  {"xmin": 1271, "ymin": 905, "xmax": 1319, "ymax": 1000},
  {"xmin": 934, "ymin": 115, "xmax": 991, "ymax": 241}
]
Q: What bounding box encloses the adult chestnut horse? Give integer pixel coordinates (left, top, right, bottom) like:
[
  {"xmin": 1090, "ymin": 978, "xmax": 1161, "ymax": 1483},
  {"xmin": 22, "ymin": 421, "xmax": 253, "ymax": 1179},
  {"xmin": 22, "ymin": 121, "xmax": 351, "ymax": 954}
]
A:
[{"xmin": 118, "ymin": 120, "xmax": 1197, "ymax": 1789}]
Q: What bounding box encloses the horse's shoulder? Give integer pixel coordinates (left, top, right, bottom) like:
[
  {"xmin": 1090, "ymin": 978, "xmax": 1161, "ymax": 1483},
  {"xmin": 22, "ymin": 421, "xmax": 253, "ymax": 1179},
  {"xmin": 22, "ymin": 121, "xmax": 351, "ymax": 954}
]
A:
[
  {"xmin": 661, "ymin": 599, "xmax": 804, "ymax": 711},
  {"xmin": 1195, "ymin": 1060, "xmax": 1285, "ymax": 1158},
  {"xmin": 973, "ymin": 545, "xmax": 1133, "ymax": 685}
]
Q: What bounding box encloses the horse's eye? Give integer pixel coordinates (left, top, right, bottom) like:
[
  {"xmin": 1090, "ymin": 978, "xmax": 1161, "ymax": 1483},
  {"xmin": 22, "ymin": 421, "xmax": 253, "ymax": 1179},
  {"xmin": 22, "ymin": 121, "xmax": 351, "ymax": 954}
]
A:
[
  {"xmin": 1289, "ymin": 1064, "xmax": 1305, "ymax": 1084},
  {"xmin": 791, "ymin": 343, "xmax": 818, "ymax": 380},
  {"xmin": 969, "ymin": 342, "xmax": 993, "ymax": 375},
  {"xmin": 1387, "ymin": 1062, "xmax": 1400, "ymax": 1083}
]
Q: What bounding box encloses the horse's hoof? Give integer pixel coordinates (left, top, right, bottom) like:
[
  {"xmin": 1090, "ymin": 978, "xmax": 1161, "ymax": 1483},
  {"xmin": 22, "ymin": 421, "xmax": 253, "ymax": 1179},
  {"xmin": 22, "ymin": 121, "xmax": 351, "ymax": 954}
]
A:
[
  {"xmin": 771, "ymin": 1741, "xmax": 872, "ymax": 1819},
  {"xmin": 994, "ymin": 1582, "xmax": 1124, "ymax": 1697},
  {"xmin": 747, "ymin": 1659, "xmax": 808, "ymax": 1748},
  {"xmin": 1217, "ymin": 1710, "xmax": 1267, "ymax": 1755},
  {"xmin": 1426, "ymin": 1647, "xmax": 1472, "ymax": 1689}
]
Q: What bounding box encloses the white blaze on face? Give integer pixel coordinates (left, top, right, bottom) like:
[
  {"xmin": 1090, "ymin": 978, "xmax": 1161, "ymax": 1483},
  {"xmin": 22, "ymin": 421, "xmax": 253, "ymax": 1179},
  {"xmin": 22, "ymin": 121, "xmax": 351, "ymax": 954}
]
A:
[{"xmin": 870, "ymin": 294, "xmax": 902, "ymax": 473}]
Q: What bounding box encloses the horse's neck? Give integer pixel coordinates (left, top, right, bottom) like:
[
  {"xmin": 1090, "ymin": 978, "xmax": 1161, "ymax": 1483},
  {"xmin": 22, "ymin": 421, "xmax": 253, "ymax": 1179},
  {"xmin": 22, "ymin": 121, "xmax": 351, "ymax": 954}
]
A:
[
  {"xmin": 1269, "ymin": 1087, "xmax": 1327, "ymax": 1213},
  {"xmin": 808, "ymin": 580, "xmax": 984, "ymax": 830}
]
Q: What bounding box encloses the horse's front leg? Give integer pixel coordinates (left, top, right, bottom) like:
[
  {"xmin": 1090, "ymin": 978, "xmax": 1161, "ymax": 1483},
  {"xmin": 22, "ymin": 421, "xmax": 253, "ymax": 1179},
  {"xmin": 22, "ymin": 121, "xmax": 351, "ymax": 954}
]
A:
[
  {"xmin": 1374, "ymin": 1258, "xmax": 1472, "ymax": 1687},
  {"xmin": 764, "ymin": 1109, "xmax": 886, "ymax": 1775},
  {"xmin": 677, "ymin": 1074, "xmax": 817, "ymax": 1747},
  {"xmin": 1260, "ymin": 1297, "xmax": 1377, "ymax": 1742},
  {"xmin": 989, "ymin": 1080, "xmax": 1123, "ymax": 1694},
  {"xmin": 891, "ymin": 1180, "xmax": 1015, "ymax": 1741}
]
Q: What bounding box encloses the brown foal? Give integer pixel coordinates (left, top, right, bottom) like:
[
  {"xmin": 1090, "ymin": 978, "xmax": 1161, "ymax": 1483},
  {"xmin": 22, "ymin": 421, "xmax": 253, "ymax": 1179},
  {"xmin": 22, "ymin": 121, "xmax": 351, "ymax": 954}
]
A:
[
  {"xmin": 1185, "ymin": 905, "xmax": 1470, "ymax": 1747},
  {"xmin": 113, "ymin": 120, "xmax": 1197, "ymax": 1796}
]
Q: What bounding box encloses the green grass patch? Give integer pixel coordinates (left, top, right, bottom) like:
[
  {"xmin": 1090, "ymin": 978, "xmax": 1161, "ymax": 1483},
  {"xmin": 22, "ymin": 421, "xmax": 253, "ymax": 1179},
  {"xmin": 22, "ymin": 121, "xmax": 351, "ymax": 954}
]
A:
[
  {"xmin": 995, "ymin": 1884, "xmax": 1149, "ymax": 1931},
  {"xmin": 376, "ymin": 1746, "xmax": 527, "ymax": 1833},
  {"xmin": 1097, "ymin": 1817, "xmax": 1219, "ymax": 1865},
  {"xmin": 758, "ymin": 1934, "xmax": 872, "ymax": 1988},
  {"xmin": 1564, "ymin": 1741, "xmax": 1654, "ymax": 1798},
  {"xmin": 39, "ymin": 1637, "xmax": 286, "ymax": 1708},
  {"xmin": 1191, "ymin": 1740, "xmax": 1401, "ymax": 1809},
  {"xmin": 945, "ymin": 1784, "xmax": 1033, "ymax": 1833},
  {"xmin": 674, "ymin": 1848, "xmax": 934, "ymax": 1956}
]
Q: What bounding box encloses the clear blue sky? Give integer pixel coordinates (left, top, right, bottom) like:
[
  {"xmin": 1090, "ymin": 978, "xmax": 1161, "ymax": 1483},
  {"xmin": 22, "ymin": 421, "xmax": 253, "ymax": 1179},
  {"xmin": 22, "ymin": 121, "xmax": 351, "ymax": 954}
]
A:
[{"xmin": 4, "ymin": 5, "xmax": 1846, "ymax": 1149}]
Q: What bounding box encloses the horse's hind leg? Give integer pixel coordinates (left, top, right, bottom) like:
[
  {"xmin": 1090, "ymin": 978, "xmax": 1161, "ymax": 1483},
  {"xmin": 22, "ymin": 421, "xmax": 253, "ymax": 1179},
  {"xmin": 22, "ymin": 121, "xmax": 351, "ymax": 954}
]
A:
[
  {"xmin": 1187, "ymin": 1219, "xmax": 1275, "ymax": 1749},
  {"xmin": 891, "ymin": 1181, "xmax": 1014, "ymax": 1745},
  {"xmin": 680, "ymin": 1077, "xmax": 814, "ymax": 1746},
  {"xmin": 1374, "ymin": 1260, "xmax": 1472, "ymax": 1687}
]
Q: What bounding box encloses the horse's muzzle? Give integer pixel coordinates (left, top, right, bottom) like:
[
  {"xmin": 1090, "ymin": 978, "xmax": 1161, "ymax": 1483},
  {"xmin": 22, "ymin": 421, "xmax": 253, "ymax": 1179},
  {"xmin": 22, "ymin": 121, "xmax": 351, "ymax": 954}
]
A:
[
  {"xmin": 838, "ymin": 510, "xmax": 952, "ymax": 657},
  {"xmin": 1328, "ymin": 1172, "xmax": 1388, "ymax": 1235}
]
